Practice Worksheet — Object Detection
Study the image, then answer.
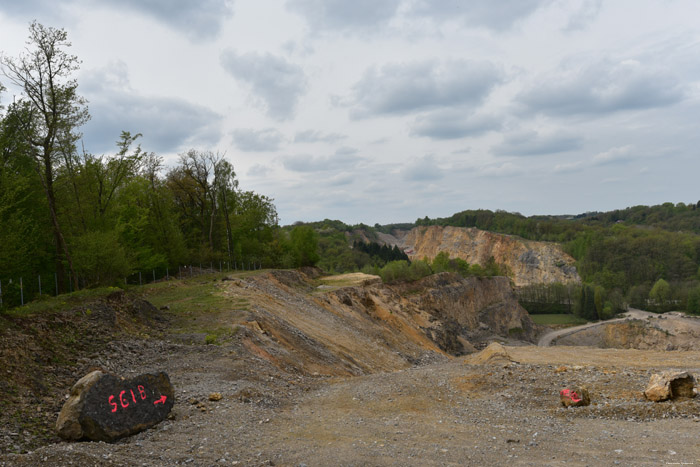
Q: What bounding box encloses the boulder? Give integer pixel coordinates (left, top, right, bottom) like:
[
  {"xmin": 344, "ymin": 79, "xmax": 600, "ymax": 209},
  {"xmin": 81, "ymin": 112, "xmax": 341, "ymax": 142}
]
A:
[
  {"xmin": 643, "ymin": 371, "xmax": 696, "ymax": 402},
  {"xmin": 57, "ymin": 370, "xmax": 174, "ymax": 442},
  {"xmin": 560, "ymin": 387, "xmax": 590, "ymax": 407}
]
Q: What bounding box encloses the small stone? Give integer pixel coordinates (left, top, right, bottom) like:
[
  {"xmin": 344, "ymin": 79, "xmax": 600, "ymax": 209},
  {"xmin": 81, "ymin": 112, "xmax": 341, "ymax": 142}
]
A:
[{"xmin": 208, "ymin": 392, "xmax": 223, "ymax": 401}]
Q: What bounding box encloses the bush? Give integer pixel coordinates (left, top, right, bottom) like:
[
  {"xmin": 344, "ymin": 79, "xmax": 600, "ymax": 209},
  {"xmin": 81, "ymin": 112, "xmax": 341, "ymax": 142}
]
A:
[
  {"xmin": 71, "ymin": 230, "xmax": 131, "ymax": 286},
  {"xmin": 379, "ymin": 260, "xmax": 411, "ymax": 283}
]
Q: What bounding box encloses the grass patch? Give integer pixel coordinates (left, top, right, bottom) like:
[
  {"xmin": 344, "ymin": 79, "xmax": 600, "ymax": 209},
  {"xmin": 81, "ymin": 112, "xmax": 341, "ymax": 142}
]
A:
[
  {"xmin": 0, "ymin": 286, "xmax": 122, "ymax": 322},
  {"xmin": 142, "ymin": 278, "xmax": 231, "ymax": 315},
  {"xmin": 530, "ymin": 314, "xmax": 588, "ymax": 326}
]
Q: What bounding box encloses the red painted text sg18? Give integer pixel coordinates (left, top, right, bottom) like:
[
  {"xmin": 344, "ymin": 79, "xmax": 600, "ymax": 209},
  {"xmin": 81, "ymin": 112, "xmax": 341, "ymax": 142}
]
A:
[{"xmin": 108, "ymin": 385, "xmax": 166, "ymax": 413}]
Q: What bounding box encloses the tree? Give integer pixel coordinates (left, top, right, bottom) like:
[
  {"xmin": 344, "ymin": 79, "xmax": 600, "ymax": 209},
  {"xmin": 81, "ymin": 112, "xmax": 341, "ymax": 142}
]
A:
[
  {"xmin": 289, "ymin": 225, "xmax": 319, "ymax": 267},
  {"xmin": 1, "ymin": 22, "xmax": 89, "ymax": 291},
  {"xmin": 649, "ymin": 278, "xmax": 671, "ymax": 311}
]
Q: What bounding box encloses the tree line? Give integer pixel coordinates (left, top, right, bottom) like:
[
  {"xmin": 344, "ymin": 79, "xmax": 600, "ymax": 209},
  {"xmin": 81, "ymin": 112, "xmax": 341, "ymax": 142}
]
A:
[{"xmin": 0, "ymin": 23, "xmax": 317, "ymax": 306}]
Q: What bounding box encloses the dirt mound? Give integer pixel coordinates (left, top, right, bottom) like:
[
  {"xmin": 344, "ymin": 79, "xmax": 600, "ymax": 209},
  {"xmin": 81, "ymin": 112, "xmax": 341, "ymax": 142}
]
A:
[{"xmin": 468, "ymin": 342, "xmax": 514, "ymax": 364}]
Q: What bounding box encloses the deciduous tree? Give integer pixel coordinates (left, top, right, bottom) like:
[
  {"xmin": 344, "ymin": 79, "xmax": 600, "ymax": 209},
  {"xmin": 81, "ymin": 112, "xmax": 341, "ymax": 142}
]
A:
[{"xmin": 1, "ymin": 22, "xmax": 89, "ymax": 291}]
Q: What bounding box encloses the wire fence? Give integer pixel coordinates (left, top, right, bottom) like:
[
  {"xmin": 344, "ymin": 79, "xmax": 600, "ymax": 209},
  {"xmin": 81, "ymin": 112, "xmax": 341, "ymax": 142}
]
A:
[{"xmin": 0, "ymin": 259, "xmax": 262, "ymax": 310}]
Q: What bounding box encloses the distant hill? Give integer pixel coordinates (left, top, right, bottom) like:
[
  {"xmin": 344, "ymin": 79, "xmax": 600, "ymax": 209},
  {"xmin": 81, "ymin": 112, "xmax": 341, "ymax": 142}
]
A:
[{"xmin": 293, "ymin": 201, "xmax": 700, "ymax": 316}]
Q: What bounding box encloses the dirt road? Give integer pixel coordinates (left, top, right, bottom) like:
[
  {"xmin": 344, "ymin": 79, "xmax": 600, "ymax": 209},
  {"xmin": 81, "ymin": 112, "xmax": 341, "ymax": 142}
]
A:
[{"xmin": 537, "ymin": 309, "xmax": 661, "ymax": 347}]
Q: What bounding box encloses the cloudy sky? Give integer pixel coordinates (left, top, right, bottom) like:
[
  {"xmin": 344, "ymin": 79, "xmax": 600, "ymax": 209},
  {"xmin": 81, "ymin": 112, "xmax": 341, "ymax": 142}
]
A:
[{"xmin": 1, "ymin": 0, "xmax": 699, "ymax": 225}]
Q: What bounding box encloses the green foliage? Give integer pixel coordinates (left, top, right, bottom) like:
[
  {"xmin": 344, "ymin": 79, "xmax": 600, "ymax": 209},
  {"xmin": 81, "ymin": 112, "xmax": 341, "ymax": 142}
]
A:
[
  {"xmin": 431, "ymin": 251, "xmax": 451, "ymax": 273},
  {"xmin": 354, "ymin": 241, "xmax": 409, "ymax": 266},
  {"xmin": 378, "ymin": 260, "xmax": 410, "ymax": 283},
  {"xmin": 529, "ymin": 314, "xmax": 588, "ymax": 325},
  {"xmin": 687, "ymin": 285, "xmax": 700, "ymax": 315},
  {"xmin": 289, "ymin": 225, "xmax": 320, "ymax": 267},
  {"xmin": 71, "ymin": 231, "xmax": 131, "ymax": 286}
]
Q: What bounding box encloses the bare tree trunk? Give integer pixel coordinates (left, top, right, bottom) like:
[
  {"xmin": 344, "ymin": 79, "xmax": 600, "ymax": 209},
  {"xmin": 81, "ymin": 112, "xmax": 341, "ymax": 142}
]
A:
[
  {"xmin": 43, "ymin": 156, "xmax": 78, "ymax": 293},
  {"xmin": 222, "ymin": 189, "xmax": 233, "ymax": 263}
]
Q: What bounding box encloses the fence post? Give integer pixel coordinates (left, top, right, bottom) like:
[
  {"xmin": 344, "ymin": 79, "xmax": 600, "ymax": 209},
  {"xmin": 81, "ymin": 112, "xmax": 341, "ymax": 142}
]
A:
[
  {"xmin": 166, "ymin": 267, "xmax": 169, "ymax": 280},
  {"xmin": 153, "ymin": 269, "xmax": 156, "ymax": 283},
  {"xmin": 38, "ymin": 275, "xmax": 42, "ymax": 296},
  {"xmin": 219, "ymin": 261, "xmax": 222, "ymax": 272},
  {"xmin": 69, "ymin": 273, "xmax": 73, "ymax": 293},
  {"xmin": 20, "ymin": 277, "xmax": 24, "ymax": 306},
  {"xmin": 54, "ymin": 273, "xmax": 58, "ymax": 296},
  {"xmin": 139, "ymin": 271, "xmax": 142, "ymax": 286}
]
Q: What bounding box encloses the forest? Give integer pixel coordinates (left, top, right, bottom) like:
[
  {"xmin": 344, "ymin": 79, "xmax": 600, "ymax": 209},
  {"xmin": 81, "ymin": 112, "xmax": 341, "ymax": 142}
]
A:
[{"xmin": 0, "ymin": 23, "xmax": 316, "ymax": 307}]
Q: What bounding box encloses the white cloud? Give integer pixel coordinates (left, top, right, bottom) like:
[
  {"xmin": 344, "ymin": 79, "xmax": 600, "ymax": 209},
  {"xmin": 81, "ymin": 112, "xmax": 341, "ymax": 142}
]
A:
[
  {"xmin": 282, "ymin": 148, "xmax": 365, "ymax": 173},
  {"xmin": 232, "ymin": 128, "xmax": 285, "ymax": 152},
  {"xmin": 410, "ymin": 110, "xmax": 502, "ymax": 140},
  {"xmin": 592, "ymin": 145, "xmax": 634, "ymax": 165},
  {"xmin": 286, "ymin": 0, "xmax": 401, "ymax": 34},
  {"xmin": 294, "ymin": 130, "xmax": 347, "ymax": 144},
  {"xmin": 220, "ymin": 50, "xmax": 308, "ymax": 120},
  {"xmin": 518, "ymin": 57, "xmax": 686, "ymax": 116},
  {"xmin": 493, "ymin": 130, "xmax": 583, "ymax": 156},
  {"xmin": 346, "ymin": 59, "xmax": 504, "ymax": 118},
  {"xmin": 80, "ymin": 62, "xmax": 222, "ymax": 154},
  {"xmin": 407, "ymin": 0, "xmax": 550, "ymax": 30},
  {"xmin": 401, "ymin": 154, "xmax": 443, "ymax": 181},
  {"xmin": 480, "ymin": 162, "xmax": 524, "ymax": 178}
]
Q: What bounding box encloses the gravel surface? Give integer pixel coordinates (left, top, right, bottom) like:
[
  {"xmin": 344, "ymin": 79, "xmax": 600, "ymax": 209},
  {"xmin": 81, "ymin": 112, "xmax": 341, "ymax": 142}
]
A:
[{"xmin": 2, "ymin": 339, "xmax": 700, "ymax": 466}]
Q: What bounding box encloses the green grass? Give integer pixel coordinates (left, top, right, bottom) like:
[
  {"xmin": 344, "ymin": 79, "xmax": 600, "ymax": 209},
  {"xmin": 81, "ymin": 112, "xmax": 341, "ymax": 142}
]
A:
[
  {"xmin": 0, "ymin": 286, "xmax": 122, "ymax": 320},
  {"xmin": 529, "ymin": 314, "xmax": 588, "ymax": 326}
]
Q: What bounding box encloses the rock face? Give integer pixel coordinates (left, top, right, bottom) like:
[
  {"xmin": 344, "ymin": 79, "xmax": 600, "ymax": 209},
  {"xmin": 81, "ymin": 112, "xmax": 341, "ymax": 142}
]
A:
[
  {"xmin": 643, "ymin": 371, "xmax": 696, "ymax": 402},
  {"xmin": 560, "ymin": 387, "xmax": 591, "ymax": 407},
  {"xmin": 56, "ymin": 370, "xmax": 174, "ymax": 442},
  {"xmin": 400, "ymin": 273, "xmax": 539, "ymax": 348},
  {"xmin": 398, "ymin": 226, "xmax": 580, "ymax": 287}
]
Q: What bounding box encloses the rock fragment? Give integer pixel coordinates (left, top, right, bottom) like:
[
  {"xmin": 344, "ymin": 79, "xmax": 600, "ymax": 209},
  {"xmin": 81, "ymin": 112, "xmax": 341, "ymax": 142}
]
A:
[
  {"xmin": 56, "ymin": 370, "xmax": 174, "ymax": 442},
  {"xmin": 643, "ymin": 371, "xmax": 696, "ymax": 402},
  {"xmin": 560, "ymin": 387, "xmax": 590, "ymax": 407}
]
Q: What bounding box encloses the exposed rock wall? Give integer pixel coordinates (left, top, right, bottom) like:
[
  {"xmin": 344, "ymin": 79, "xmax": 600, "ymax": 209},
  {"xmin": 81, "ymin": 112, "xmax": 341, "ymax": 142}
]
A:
[
  {"xmin": 397, "ymin": 273, "xmax": 539, "ymax": 347},
  {"xmin": 223, "ymin": 270, "xmax": 539, "ymax": 374},
  {"xmin": 398, "ymin": 226, "xmax": 580, "ymax": 287},
  {"xmin": 555, "ymin": 319, "xmax": 700, "ymax": 351}
]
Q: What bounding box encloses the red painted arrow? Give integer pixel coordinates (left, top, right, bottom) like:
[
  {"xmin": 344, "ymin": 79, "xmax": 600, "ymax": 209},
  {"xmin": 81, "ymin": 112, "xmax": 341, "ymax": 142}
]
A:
[{"xmin": 154, "ymin": 395, "xmax": 167, "ymax": 405}]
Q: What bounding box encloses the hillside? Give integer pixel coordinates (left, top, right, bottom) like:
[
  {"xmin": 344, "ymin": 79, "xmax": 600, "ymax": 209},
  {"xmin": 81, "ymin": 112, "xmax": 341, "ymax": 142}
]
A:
[
  {"xmin": 0, "ymin": 268, "xmax": 536, "ymax": 455},
  {"xmin": 1, "ymin": 270, "xmax": 699, "ymax": 466}
]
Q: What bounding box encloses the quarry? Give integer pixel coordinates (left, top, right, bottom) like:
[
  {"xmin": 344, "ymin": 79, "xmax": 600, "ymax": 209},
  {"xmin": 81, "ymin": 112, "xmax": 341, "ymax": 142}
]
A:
[{"xmin": 1, "ymin": 253, "xmax": 699, "ymax": 465}]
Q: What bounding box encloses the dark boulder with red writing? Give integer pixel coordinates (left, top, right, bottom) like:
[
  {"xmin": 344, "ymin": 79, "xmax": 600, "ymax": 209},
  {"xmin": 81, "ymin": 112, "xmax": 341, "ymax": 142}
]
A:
[{"xmin": 56, "ymin": 370, "xmax": 175, "ymax": 442}]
